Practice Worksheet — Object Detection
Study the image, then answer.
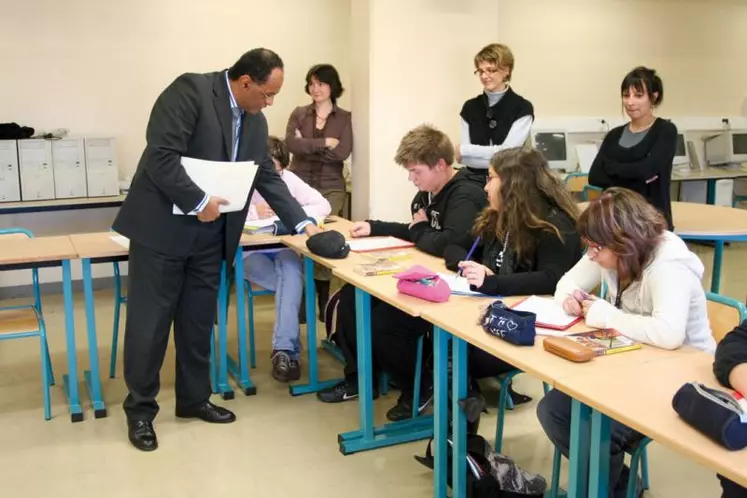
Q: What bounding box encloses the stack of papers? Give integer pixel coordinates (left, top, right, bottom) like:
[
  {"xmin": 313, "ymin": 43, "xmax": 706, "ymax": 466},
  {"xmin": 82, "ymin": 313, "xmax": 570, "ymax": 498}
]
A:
[
  {"xmin": 173, "ymin": 157, "xmax": 259, "ymax": 215},
  {"xmin": 244, "ymin": 217, "xmax": 278, "ymax": 234}
]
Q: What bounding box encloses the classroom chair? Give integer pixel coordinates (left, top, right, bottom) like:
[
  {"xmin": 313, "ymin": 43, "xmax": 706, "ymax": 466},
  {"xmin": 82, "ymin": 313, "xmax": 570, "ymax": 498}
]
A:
[
  {"xmin": 734, "ymin": 194, "xmax": 747, "ymax": 208},
  {"xmin": 548, "ymin": 292, "xmax": 747, "ymax": 498},
  {"xmin": 0, "ymin": 228, "xmax": 55, "ymax": 420},
  {"xmin": 583, "ymin": 184, "xmax": 603, "ymax": 202},
  {"xmin": 244, "ymin": 280, "xmax": 272, "ymax": 369},
  {"xmin": 563, "ymin": 172, "xmax": 588, "ymax": 194}
]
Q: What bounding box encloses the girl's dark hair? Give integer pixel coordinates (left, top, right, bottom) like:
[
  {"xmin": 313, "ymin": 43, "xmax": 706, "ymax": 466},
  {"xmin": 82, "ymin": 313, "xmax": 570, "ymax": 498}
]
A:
[
  {"xmin": 267, "ymin": 136, "xmax": 290, "ymax": 169},
  {"xmin": 621, "ymin": 66, "xmax": 663, "ymax": 106},
  {"xmin": 579, "ymin": 187, "xmax": 667, "ymax": 283},
  {"xmin": 305, "ymin": 64, "xmax": 344, "ymax": 104}
]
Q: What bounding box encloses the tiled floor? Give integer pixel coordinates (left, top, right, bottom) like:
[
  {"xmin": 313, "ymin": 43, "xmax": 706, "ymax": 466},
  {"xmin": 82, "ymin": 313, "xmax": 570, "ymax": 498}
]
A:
[{"xmin": 0, "ymin": 242, "xmax": 744, "ymax": 497}]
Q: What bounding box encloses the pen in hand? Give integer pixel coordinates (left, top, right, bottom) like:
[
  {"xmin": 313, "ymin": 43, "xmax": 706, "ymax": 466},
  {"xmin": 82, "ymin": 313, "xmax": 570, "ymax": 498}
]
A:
[{"xmin": 458, "ymin": 237, "xmax": 481, "ymax": 277}]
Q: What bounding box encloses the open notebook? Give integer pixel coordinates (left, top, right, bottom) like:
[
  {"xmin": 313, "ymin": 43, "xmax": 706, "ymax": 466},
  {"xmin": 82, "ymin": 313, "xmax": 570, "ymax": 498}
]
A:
[
  {"xmin": 437, "ymin": 273, "xmax": 488, "ymax": 297},
  {"xmin": 511, "ymin": 295, "xmax": 583, "ymax": 331}
]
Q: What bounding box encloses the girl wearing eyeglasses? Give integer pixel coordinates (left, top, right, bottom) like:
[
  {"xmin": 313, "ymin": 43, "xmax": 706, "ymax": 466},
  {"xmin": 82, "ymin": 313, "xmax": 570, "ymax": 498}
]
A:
[
  {"xmin": 458, "ymin": 43, "xmax": 534, "ymax": 178},
  {"xmin": 538, "ymin": 188, "xmax": 715, "ymax": 497}
]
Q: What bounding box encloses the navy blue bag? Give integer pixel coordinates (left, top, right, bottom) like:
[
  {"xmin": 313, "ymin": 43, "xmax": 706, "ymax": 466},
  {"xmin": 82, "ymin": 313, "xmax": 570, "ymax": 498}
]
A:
[
  {"xmin": 672, "ymin": 382, "xmax": 747, "ymax": 451},
  {"xmin": 479, "ymin": 300, "xmax": 537, "ymax": 346}
]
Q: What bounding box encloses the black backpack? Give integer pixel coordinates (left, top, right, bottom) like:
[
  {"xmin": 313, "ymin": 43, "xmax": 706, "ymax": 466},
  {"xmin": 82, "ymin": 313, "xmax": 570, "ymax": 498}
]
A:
[{"xmin": 414, "ymin": 433, "xmax": 546, "ymax": 498}]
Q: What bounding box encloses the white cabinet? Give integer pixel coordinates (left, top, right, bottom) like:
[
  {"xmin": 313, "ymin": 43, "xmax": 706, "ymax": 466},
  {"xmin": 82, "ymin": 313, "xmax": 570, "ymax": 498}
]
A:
[
  {"xmin": 18, "ymin": 139, "xmax": 55, "ymax": 201},
  {"xmin": 52, "ymin": 138, "xmax": 88, "ymax": 198},
  {"xmin": 0, "ymin": 140, "xmax": 21, "ymax": 202},
  {"xmin": 84, "ymin": 137, "xmax": 119, "ymax": 197}
]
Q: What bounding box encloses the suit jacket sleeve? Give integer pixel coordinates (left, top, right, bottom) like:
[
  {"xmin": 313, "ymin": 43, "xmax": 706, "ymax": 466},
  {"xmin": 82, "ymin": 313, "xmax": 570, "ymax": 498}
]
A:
[
  {"xmin": 253, "ymin": 117, "xmax": 308, "ymax": 231},
  {"xmin": 142, "ymin": 74, "xmax": 206, "ymax": 213}
]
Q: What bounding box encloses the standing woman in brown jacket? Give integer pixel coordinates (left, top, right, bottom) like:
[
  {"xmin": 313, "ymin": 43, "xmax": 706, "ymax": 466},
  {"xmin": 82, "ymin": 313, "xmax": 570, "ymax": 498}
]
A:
[{"xmin": 285, "ymin": 63, "xmax": 353, "ymax": 314}]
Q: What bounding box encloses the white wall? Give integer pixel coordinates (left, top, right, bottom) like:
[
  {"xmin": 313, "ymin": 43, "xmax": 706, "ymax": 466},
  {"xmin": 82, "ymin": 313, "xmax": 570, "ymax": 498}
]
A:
[
  {"xmin": 498, "ymin": 0, "xmax": 747, "ymax": 117},
  {"xmin": 0, "ymin": 0, "xmax": 351, "ymax": 181}
]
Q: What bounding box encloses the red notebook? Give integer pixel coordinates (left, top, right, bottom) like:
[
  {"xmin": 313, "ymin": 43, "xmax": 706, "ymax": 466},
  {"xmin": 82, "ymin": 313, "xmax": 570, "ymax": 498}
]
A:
[{"xmin": 510, "ymin": 295, "xmax": 583, "ymax": 331}]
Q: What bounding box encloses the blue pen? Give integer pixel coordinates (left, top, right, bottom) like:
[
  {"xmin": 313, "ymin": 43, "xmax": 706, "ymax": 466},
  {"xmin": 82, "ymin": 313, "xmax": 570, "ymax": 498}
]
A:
[{"xmin": 459, "ymin": 236, "xmax": 482, "ymax": 277}]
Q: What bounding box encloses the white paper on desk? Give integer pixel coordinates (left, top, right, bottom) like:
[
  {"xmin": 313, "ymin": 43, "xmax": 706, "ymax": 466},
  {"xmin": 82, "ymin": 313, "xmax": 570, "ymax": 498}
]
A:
[
  {"xmin": 438, "ymin": 273, "xmax": 487, "ymax": 297},
  {"xmin": 244, "ymin": 216, "xmax": 279, "ymax": 229},
  {"xmin": 347, "ymin": 236, "xmax": 415, "ymax": 252},
  {"xmin": 172, "ymin": 157, "xmax": 259, "ymax": 215},
  {"xmin": 512, "ymin": 295, "xmax": 579, "ymax": 329},
  {"xmin": 110, "ymin": 235, "xmax": 130, "ymax": 249}
]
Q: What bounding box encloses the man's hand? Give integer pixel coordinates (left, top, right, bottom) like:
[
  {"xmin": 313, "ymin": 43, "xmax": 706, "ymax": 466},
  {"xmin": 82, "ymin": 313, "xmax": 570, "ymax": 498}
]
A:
[
  {"xmin": 350, "ymin": 222, "xmax": 371, "ymax": 238},
  {"xmin": 304, "ymin": 224, "xmax": 323, "ymax": 237},
  {"xmin": 197, "ymin": 196, "xmax": 228, "ymax": 223},
  {"xmin": 325, "ymin": 137, "xmax": 340, "ymax": 149},
  {"xmin": 256, "ymin": 203, "xmax": 275, "ymax": 219}
]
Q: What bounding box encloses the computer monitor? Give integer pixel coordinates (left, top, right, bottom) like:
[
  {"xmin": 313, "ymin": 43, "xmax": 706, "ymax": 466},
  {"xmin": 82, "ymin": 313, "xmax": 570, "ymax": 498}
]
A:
[
  {"xmin": 531, "ymin": 130, "xmax": 571, "ymax": 171},
  {"xmin": 672, "ymin": 132, "xmax": 689, "ymax": 166},
  {"xmin": 704, "ymin": 130, "xmax": 747, "ymax": 166}
]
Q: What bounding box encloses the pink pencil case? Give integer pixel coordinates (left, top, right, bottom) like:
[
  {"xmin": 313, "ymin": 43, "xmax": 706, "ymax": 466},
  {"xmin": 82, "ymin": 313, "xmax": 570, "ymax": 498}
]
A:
[{"xmin": 393, "ymin": 265, "xmax": 450, "ymax": 303}]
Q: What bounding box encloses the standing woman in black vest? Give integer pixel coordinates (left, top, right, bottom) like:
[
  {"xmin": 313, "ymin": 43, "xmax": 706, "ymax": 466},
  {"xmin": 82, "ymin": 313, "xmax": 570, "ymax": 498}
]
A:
[{"xmin": 458, "ymin": 43, "xmax": 534, "ymax": 178}]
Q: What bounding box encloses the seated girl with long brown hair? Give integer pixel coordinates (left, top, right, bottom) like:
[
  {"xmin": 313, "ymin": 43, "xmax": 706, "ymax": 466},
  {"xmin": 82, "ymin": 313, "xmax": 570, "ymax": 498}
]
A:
[
  {"xmin": 538, "ymin": 188, "xmax": 715, "ymax": 498},
  {"xmin": 441, "ymin": 147, "xmax": 584, "ymax": 398},
  {"xmin": 374, "ymin": 148, "xmax": 583, "ymax": 421}
]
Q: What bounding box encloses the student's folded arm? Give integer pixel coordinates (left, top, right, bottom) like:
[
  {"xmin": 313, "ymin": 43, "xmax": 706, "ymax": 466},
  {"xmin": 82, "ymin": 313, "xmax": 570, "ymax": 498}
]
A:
[
  {"xmin": 603, "ymin": 125, "xmax": 678, "ymax": 181},
  {"xmin": 368, "ymin": 220, "xmax": 411, "ymax": 240},
  {"xmin": 588, "ymin": 152, "xmax": 614, "ymax": 190},
  {"xmin": 553, "ymin": 255, "xmax": 603, "ymax": 306},
  {"xmin": 476, "ymin": 228, "xmax": 580, "ymax": 296},
  {"xmin": 714, "ymin": 320, "xmax": 747, "ymax": 389},
  {"xmin": 585, "ymin": 263, "xmax": 690, "ymax": 349},
  {"xmin": 409, "ymin": 194, "xmax": 483, "ymax": 257}
]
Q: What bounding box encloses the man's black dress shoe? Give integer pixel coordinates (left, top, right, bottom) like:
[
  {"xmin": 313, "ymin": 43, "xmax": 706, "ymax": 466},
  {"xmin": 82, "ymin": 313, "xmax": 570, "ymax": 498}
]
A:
[
  {"xmin": 175, "ymin": 401, "xmax": 236, "ymax": 423},
  {"xmin": 128, "ymin": 420, "xmax": 158, "ymax": 452}
]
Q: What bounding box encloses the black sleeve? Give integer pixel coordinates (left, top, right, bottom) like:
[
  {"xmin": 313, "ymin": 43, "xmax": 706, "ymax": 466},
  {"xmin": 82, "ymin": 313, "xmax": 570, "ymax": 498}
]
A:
[
  {"xmin": 368, "ymin": 220, "xmax": 411, "ymax": 240},
  {"xmin": 253, "ymin": 116, "xmax": 308, "ymax": 232},
  {"xmin": 603, "ymin": 123, "xmax": 678, "ymax": 182},
  {"xmin": 588, "ymin": 137, "xmax": 614, "ymax": 189},
  {"xmin": 142, "ymin": 74, "xmax": 205, "ymax": 213},
  {"xmin": 714, "ymin": 320, "xmax": 747, "ymax": 388},
  {"xmin": 443, "ymin": 232, "xmax": 481, "ymax": 271},
  {"xmin": 408, "ymin": 192, "xmax": 483, "ymax": 257},
  {"xmin": 474, "ymin": 225, "xmax": 581, "ymax": 296}
]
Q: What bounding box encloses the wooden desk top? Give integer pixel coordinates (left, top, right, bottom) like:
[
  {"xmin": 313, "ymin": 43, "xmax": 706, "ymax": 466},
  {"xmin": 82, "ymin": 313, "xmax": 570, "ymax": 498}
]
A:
[
  {"xmin": 332, "ymin": 251, "xmax": 496, "ymax": 317},
  {"xmin": 0, "ymin": 235, "xmax": 77, "ymax": 264},
  {"xmin": 554, "ymin": 351, "xmax": 747, "ymax": 488},
  {"xmin": 240, "ymin": 216, "xmax": 352, "ymax": 248},
  {"xmin": 672, "ymin": 166, "xmax": 747, "ymax": 182},
  {"xmin": 579, "ymin": 201, "xmax": 747, "ymax": 237},
  {"xmin": 421, "ymin": 296, "xmax": 696, "ymax": 385},
  {"xmin": 68, "ymin": 232, "xmax": 128, "ymax": 259}
]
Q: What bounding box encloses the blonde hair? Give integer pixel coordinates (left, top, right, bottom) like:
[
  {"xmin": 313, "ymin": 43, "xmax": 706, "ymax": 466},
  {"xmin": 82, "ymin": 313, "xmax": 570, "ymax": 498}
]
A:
[
  {"xmin": 474, "ymin": 148, "xmax": 579, "ymax": 264},
  {"xmin": 394, "ymin": 124, "xmax": 454, "ymax": 168},
  {"xmin": 474, "ymin": 43, "xmax": 515, "ymax": 81}
]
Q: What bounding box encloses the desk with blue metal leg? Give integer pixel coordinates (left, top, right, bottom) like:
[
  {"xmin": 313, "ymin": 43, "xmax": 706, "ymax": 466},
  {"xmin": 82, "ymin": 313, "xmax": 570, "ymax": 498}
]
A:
[
  {"xmin": 222, "ymin": 248, "xmax": 256, "ymax": 396},
  {"xmin": 0, "ymin": 235, "xmax": 84, "ymax": 422},
  {"xmin": 336, "ymin": 286, "xmax": 434, "ymax": 454},
  {"xmin": 288, "ymin": 256, "xmax": 344, "ymax": 396}
]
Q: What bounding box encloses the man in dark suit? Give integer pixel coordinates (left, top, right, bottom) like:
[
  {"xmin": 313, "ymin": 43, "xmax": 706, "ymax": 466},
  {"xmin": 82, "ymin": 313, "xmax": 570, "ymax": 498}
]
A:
[{"xmin": 113, "ymin": 48, "xmax": 321, "ymax": 451}]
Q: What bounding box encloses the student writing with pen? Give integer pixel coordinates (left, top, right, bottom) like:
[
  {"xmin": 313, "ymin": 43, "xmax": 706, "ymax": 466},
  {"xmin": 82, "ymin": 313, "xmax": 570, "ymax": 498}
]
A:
[{"xmin": 382, "ymin": 148, "xmax": 582, "ymax": 415}]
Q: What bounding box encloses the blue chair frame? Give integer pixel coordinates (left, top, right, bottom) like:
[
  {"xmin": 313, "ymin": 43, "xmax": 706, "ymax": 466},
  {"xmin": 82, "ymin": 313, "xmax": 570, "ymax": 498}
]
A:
[{"xmin": 0, "ymin": 228, "xmax": 55, "ymax": 420}]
